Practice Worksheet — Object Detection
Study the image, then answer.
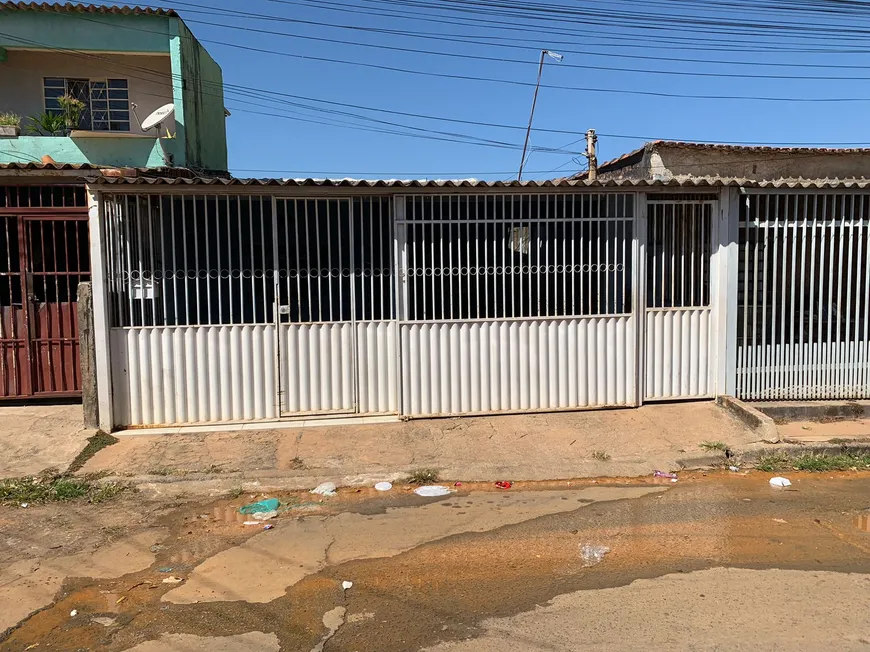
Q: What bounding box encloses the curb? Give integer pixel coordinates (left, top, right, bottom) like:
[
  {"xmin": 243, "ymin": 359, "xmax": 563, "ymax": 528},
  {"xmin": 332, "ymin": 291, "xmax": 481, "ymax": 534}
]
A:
[{"xmin": 716, "ymin": 395, "xmax": 780, "ymax": 443}]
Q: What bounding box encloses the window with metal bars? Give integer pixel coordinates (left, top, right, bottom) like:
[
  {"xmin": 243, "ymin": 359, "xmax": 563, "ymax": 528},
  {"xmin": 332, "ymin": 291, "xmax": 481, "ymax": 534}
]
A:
[
  {"xmin": 105, "ymin": 195, "xmax": 395, "ymax": 327},
  {"xmin": 738, "ymin": 193, "xmax": 870, "ymax": 346},
  {"xmin": 646, "ymin": 202, "xmax": 712, "ymax": 309},
  {"xmin": 43, "ymin": 77, "xmax": 130, "ymax": 132},
  {"xmin": 401, "ymin": 194, "xmax": 634, "ymax": 321},
  {"xmin": 106, "ymin": 195, "xmax": 276, "ymax": 327}
]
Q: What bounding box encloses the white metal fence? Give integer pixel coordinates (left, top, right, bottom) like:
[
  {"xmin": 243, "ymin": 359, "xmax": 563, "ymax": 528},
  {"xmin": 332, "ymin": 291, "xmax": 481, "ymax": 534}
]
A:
[
  {"xmin": 737, "ymin": 192, "xmax": 870, "ymax": 400},
  {"xmin": 397, "ymin": 193, "xmax": 637, "ymax": 416},
  {"xmin": 645, "ymin": 200, "xmax": 714, "ymax": 399}
]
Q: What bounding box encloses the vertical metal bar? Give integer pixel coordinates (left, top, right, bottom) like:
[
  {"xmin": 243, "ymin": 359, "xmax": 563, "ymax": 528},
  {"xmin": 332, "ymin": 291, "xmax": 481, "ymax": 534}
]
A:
[
  {"xmin": 826, "ymin": 195, "xmax": 837, "ymax": 397},
  {"xmin": 465, "ymin": 198, "xmax": 472, "ymax": 319},
  {"xmin": 313, "ymin": 199, "xmax": 322, "ymax": 322},
  {"xmin": 300, "ymin": 201, "xmax": 310, "ymax": 322},
  {"xmin": 429, "ymin": 198, "xmax": 436, "ymax": 320},
  {"xmin": 844, "ymin": 195, "xmax": 855, "ymax": 397},
  {"xmin": 159, "ymin": 195, "xmax": 169, "ymax": 325},
  {"xmin": 854, "ymin": 196, "xmax": 866, "ymax": 396},
  {"xmin": 202, "ymin": 197, "xmax": 213, "ymax": 324},
  {"xmin": 749, "ymin": 197, "xmax": 761, "ymax": 399},
  {"xmin": 861, "ymin": 195, "xmax": 870, "ymax": 396},
  {"xmin": 769, "ymin": 196, "xmax": 780, "ymax": 397},
  {"xmin": 788, "ymin": 195, "xmax": 798, "ymax": 399},
  {"xmin": 510, "ymin": 196, "xmax": 517, "ymax": 318},
  {"xmin": 380, "ymin": 198, "xmax": 387, "ymax": 321},
  {"xmin": 808, "ymin": 195, "xmax": 818, "ymax": 398},
  {"xmin": 181, "ymin": 198, "xmax": 191, "ymax": 325},
  {"xmin": 832, "ymin": 196, "xmax": 845, "ymax": 395},
  {"xmin": 476, "ymin": 195, "xmax": 489, "ymax": 319},
  {"xmin": 368, "ymin": 197, "xmax": 375, "ymax": 321},
  {"xmin": 820, "ymin": 194, "xmax": 832, "ymax": 397}
]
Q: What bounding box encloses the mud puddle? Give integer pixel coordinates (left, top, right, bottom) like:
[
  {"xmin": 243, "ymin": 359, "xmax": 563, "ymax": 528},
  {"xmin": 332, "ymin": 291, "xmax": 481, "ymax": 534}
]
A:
[{"xmin": 4, "ymin": 473, "xmax": 870, "ymax": 651}]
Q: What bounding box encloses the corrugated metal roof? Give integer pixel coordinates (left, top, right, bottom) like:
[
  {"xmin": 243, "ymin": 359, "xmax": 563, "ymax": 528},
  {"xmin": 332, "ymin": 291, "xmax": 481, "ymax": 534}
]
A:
[
  {"xmin": 0, "ymin": 161, "xmax": 103, "ymax": 170},
  {"xmin": 89, "ymin": 176, "xmax": 870, "ymax": 189},
  {"xmin": 648, "ymin": 140, "xmax": 870, "ymax": 155},
  {"xmin": 0, "ymin": 2, "xmax": 177, "ymax": 16},
  {"xmin": 571, "ymin": 140, "xmax": 870, "ymax": 180}
]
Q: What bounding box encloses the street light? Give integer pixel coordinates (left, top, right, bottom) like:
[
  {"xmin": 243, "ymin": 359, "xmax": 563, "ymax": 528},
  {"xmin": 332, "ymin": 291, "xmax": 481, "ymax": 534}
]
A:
[{"xmin": 517, "ymin": 49, "xmax": 564, "ymax": 182}]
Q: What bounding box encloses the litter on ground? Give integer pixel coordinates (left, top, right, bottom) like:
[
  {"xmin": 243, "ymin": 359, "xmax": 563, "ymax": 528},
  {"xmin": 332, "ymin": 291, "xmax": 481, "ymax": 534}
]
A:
[
  {"xmin": 311, "ymin": 482, "xmax": 338, "ymax": 496},
  {"xmin": 413, "ymin": 485, "xmax": 453, "ymax": 497},
  {"xmin": 653, "ymin": 470, "xmax": 678, "ymax": 479},
  {"xmin": 374, "ymin": 482, "xmax": 393, "ymax": 491},
  {"xmin": 769, "ymin": 477, "xmax": 792, "ymax": 488},
  {"xmin": 162, "ymin": 576, "xmax": 184, "ymax": 584},
  {"xmin": 239, "ymin": 498, "xmax": 280, "ymax": 514},
  {"xmin": 579, "ymin": 544, "xmax": 611, "ymax": 567},
  {"xmin": 495, "ymin": 481, "xmax": 512, "ymax": 490},
  {"xmin": 342, "ymin": 580, "xmax": 353, "ymax": 590}
]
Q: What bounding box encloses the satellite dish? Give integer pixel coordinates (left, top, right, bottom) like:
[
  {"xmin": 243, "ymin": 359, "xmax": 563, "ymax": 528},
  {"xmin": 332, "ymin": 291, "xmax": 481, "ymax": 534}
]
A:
[{"xmin": 141, "ymin": 103, "xmax": 175, "ymax": 131}]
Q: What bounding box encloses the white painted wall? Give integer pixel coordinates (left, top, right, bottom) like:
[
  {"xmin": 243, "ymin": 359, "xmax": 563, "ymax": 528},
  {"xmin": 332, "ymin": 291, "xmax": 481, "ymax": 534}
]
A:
[{"xmin": 0, "ymin": 50, "xmax": 175, "ymax": 132}]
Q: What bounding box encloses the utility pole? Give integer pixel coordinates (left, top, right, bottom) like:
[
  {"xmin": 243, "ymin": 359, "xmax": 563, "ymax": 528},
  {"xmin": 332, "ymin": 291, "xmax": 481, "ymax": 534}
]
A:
[
  {"xmin": 518, "ymin": 49, "xmax": 563, "ymax": 182},
  {"xmin": 585, "ymin": 129, "xmax": 598, "ymax": 181}
]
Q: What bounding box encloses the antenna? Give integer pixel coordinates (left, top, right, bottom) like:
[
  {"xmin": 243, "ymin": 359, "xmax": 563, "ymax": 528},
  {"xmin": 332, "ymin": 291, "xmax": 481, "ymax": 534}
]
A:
[{"xmin": 131, "ymin": 103, "xmax": 176, "ymax": 167}]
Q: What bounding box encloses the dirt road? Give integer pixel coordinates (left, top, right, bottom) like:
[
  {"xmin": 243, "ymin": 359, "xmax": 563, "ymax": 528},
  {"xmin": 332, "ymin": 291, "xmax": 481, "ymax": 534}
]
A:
[{"xmin": 3, "ymin": 472, "xmax": 870, "ymax": 651}]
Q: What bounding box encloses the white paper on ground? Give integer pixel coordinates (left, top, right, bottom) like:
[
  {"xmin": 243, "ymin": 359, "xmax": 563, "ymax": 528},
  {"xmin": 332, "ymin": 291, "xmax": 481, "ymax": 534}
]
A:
[{"xmin": 413, "ymin": 485, "xmax": 453, "ymax": 497}]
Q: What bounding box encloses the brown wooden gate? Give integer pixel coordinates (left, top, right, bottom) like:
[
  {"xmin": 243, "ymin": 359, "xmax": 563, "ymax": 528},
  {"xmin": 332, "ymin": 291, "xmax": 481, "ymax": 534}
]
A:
[{"xmin": 0, "ymin": 186, "xmax": 90, "ymax": 398}]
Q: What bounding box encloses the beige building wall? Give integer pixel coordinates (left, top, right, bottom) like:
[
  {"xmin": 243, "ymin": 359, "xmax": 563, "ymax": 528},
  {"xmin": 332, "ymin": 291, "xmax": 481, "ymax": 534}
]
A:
[{"xmin": 0, "ymin": 50, "xmax": 175, "ymax": 132}]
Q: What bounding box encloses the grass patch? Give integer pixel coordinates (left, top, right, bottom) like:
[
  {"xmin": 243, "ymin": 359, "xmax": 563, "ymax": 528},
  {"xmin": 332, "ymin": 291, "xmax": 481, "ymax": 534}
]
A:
[
  {"xmin": 0, "ymin": 470, "xmax": 130, "ymax": 505},
  {"xmin": 755, "ymin": 450, "xmax": 870, "ymax": 473},
  {"xmin": 699, "ymin": 440, "xmax": 728, "ymax": 453},
  {"xmin": 591, "ymin": 450, "xmax": 611, "ymax": 461},
  {"xmin": 67, "ymin": 431, "xmax": 119, "ymax": 473},
  {"xmin": 406, "ymin": 468, "xmax": 440, "ymax": 485}
]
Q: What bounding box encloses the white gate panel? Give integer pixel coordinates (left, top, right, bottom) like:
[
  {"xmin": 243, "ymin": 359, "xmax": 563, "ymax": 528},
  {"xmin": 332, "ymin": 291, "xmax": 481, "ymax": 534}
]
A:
[
  {"xmin": 111, "ymin": 325, "xmax": 277, "ymax": 426},
  {"xmin": 279, "ymin": 322, "xmax": 355, "ymax": 414},
  {"xmin": 737, "ymin": 193, "xmax": 870, "ymax": 401},
  {"xmin": 401, "ymin": 316, "xmax": 634, "ymax": 417},
  {"xmin": 645, "ymin": 200, "xmax": 715, "ymax": 400},
  {"xmin": 646, "ymin": 308, "xmax": 711, "ymax": 399},
  {"xmin": 356, "ymin": 321, "xmax": 400, "ymax": 414}
]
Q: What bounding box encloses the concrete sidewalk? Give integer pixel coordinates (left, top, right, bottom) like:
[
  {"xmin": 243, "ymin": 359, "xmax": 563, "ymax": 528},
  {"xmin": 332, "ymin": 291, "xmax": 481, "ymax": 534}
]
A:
[
  {"xmin": 0, "ymin": 404, "xmax": 90, "ymax": 477},
  {"xmin": 76, "ymin": 402, "xmax": 761, "ymax": 492}
]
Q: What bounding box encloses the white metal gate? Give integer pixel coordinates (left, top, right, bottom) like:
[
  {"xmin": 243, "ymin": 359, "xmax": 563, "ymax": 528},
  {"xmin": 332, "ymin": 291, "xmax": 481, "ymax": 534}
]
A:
[
  {"xmin": 645, "ymin": 200, "xmax": 714, "ymax": 399},
  {"xmin": 396, "ymin": 193, "xmax": 637, "ymax": 416},
  {"xmin": 737, "ymin": 192, "xmax": 870, "ymax": 400},
  {"xmin": 274, "ymin": 197, "xmax": 398, "ymax": 415}
]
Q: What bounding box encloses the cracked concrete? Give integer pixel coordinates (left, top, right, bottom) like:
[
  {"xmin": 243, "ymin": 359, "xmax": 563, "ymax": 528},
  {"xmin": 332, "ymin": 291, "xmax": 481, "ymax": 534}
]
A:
[
  {"xmin": 0, "ymin": 528, "xmax": 166, "ymax": 632},
  {"xmin": 162, "ymin": 486, "xmax": 662, "ymax": 605}
]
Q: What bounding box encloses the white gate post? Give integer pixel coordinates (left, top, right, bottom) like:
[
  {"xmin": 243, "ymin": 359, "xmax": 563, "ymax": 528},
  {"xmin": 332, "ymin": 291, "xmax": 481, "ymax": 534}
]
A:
[
  {"xmin": 715, "ymin": 187, "xmax": 741, "ymax": 396},
  {"xmin": 634, "ymin": 191, "xmax": 648, "ymax": 406},
  {"xmin": 392, "ymin": 195, "xmax": 407, "ymax": 416},
  {"xmin": 86, "ymin": 186, "xmax": 114, "ymax": 432}
]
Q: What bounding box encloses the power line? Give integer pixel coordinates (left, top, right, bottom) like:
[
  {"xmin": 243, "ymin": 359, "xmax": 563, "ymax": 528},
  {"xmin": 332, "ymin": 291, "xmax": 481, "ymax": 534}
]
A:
[{"xmin": 27, "ymin": 14, "xmax": 870, "ymax": 102}]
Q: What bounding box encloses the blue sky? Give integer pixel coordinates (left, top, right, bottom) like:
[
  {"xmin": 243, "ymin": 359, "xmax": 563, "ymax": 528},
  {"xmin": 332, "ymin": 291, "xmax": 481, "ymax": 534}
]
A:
[{"xmin": 109, "ymin": 0, "xmax": 870, "ymax": 179}]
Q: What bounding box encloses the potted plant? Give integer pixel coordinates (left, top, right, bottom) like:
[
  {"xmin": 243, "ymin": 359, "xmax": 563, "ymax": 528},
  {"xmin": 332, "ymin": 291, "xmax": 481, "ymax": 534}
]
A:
[
  {"xmin": 0, "ymin": 112, "xmax": 21, "ymax": 137},
  {"xmin": 26, "ymin": 112, "xmax": 66, "ymax": 136},
  {"xmin": 57, "ymin": 94, "xmax": 86, "ymax": 132}
]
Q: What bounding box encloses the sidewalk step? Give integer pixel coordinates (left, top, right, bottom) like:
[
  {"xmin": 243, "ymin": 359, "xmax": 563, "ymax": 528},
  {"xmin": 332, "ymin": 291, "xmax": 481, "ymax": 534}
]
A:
[{"xmin": 778, "ymin": 419, "xmax": 870, "ymax": 443}]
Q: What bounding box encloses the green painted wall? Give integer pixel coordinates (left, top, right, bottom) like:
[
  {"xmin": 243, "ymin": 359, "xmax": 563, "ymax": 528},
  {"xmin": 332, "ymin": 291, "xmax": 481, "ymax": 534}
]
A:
[
  {"xmin": 0, "ymin": 135, "xmax": 180, "ymax": 168},
  {"xmin": 0, "ymin": 10, "xmax": 171, "ymax": 53},
  {"xmin": 176, "ymin": 22, "xmax": 228, "ymax": 172},
  {"xmin": 0, "ymin": 10, "xmax": 227, "ymax": 172}
]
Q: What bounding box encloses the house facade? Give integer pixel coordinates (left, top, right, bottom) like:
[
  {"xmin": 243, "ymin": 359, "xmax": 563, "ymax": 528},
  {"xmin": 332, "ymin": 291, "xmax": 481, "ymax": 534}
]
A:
[
  {"xmin": 81, "ymin": 165, "xmax": 870, "ymax": 431},
  {"xmin": 0, "ymin": 1, "xmax": 227, "ymax": 171},
  {"xmin": 0, "ymin": 2, "xmax": 228, "ymax": 400}
]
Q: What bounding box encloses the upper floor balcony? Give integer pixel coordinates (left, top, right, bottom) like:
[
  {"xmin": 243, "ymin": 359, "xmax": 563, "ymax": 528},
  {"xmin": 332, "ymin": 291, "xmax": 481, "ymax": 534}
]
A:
[{"xmin": 0, "ymin": 2, "xmax": 227, "ymax": 173}]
